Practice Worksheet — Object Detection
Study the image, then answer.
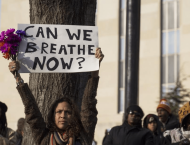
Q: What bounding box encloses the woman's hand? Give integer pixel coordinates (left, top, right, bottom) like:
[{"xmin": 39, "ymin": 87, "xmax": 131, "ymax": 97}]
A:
[
  {"xmin": 91, "ymin": 47, "xmax": 104, "ymax": 77},
  {"xmin": 8, "ymin": 61, "xmax": 20, "ymax": 74},
  {"xmin": 8, "ymin": 61, "xmax": 22, "ymax": 84},
  {"xmin": 95, "ymin": 47, "xmax": 104, "ymax": 65}
]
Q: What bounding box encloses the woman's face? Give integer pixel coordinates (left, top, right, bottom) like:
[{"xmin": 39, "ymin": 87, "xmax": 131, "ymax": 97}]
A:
[
  {"xmin": 147, "ymin": 121, "xmax": 157, "ymax": 132},
  {"xmin": 54, "ymin": 102, "xmax": 72, "ymax": 131}
]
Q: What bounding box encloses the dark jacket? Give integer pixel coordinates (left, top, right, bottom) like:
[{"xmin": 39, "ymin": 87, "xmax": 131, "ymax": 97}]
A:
[
  {"xmin": 157, "ymin": 115, "xmax": 180, "ymax": 145},
  {"xmin": 103, "ymin": 122, "xmax": 154, "ymax": 145},
  {"xmin": 160, "ymin": 115, "xmax": 180, "ymax": 145},
  {"xmin": 102, "ymin": 135, "xmax": 108, "ymax": 145},
  {"xmin": 0, "ymin": 128, "xmax": 16, "ymax": 145},
  {"xmin": 143, "ymin": 114, "xmax": 165, "ymax": 145},
  {"xmin": 17, "ymin": 76, "xmax": 99, "ymax": 145},
  {"xmin": 164, "ymin": 114, "xmax": 179, "ymax": 131}
]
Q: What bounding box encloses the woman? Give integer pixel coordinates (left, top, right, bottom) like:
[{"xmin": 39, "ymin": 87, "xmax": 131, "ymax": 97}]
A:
[
  {"xmin": 143, "ymin": 114, "xmax": 164, "ymax": 145},
  {"xmin": 9, "ymin": 48, "xmax": 104, "ymax": 145},
  {"xmin": 0, "ymin": 101, "xmax": 16, "ymax": 145},
  {"xmin": 164, "ymin": 102, "xmax": 190, "ymax": 145}
]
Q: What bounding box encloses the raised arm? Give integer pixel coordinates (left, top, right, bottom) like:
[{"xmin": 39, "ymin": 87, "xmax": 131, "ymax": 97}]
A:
[
  {"xmin": 80, "ymin": 48, "xmax": 104, "ymax": 143},
  {"xmin": 9, "ymin": 61, "xmax": 49, "ymax": 145}
]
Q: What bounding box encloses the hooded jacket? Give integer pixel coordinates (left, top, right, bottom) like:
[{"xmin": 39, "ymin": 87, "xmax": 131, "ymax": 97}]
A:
[
  {"xmin": 164, "ymin": 114, "xmax": 179, "ymax": 131},
  {"xmin": 103, "ymin": 121, "xmax": 154, "ymax": 145},
  {"xmin": 143, "ymin": 114, "xmax": 165, "ymax": 145}
]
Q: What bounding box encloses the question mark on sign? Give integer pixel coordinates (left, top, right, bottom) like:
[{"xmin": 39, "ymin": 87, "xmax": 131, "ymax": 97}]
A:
[{"xmin": 76, "ymin": 57, "xmax": 85, "ymax": 69}]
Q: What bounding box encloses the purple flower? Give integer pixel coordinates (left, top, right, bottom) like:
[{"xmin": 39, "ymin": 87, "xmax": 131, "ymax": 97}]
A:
[
  {"xmin": 5, "ymin": 34, "xmax": 21, "ymax": 44},
  {"xmin": 0, "ymin": 43, "xmax": 9, "ymax": 53},
  {"xmin": 5, "ymin": 28, "xmax": 15, "ymax": 36},
  {"xmin": 10, "ymin": 47, "xmax": 18, "ymax": 55},
  {"xmin": 0, "ymin": 31, "xmax": 5, "ymax": 42},
  {"xmin": 0, "ymin": 28, "xmax": 25, "ymax": 57},
  {"xmin": 16, "ymin": 30, "xmax": 26, "ymax": 37}
]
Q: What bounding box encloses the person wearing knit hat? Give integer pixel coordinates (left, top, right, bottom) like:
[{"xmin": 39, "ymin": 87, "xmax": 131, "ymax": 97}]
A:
[
  {"xmin": 163, "ymin": 102, "xmax": 190, "ymax": 145},
  {"xmin": 0, "ymin": 101, "xmax": 16, "ymax": 145},
  {"xmin": 157, "ymin": 99, "xmax": 171, "ymax": 114},
  {"xmin": 104, "ymin": 105, "xmax": 154, "ymax": 145},
  {"xmin": 157, "ymin": 99, "xmax": 179, "ymax": 131}
]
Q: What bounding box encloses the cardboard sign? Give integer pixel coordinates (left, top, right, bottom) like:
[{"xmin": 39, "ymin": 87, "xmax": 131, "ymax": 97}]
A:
[{"xmin": 17, "ymin": 24, "xmax": 99, "ymax": 73}]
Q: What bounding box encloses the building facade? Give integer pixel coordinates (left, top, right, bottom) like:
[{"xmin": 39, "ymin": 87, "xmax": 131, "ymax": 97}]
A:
[
  {"xmin": 1, "ymin": 0, "xmax": 190, "ymax": 144},
  {"xmin": 0, "ymin": 0, "xmax": 29, "ymax": 131}
]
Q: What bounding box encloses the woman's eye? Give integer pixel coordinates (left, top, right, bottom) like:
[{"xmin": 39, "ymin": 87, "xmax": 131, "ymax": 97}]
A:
[
  {"xmin": 66, "ymin": 111, "xmax": 71, "ymax": 114},
  {"xmin": 57, "ymin": 111, "xmax": 62, "ymax": 114}
]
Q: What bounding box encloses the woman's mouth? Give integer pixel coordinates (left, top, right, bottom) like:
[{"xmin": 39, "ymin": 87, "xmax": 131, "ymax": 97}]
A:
[{"xmin": 60, "ymin": 121, "xmax": 67, "ymax": 123}]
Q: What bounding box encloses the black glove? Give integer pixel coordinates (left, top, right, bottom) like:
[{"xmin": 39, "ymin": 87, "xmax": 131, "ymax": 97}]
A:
[{"xmin": 180, "ymin": 139, "xmax": 190, "ymax": 145}]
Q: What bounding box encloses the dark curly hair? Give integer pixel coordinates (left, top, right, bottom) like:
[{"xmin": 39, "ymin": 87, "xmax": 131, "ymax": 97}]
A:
[
  {"xmin": 47, "ymin": 97, "xmax": 84, "ymax": 137},
  {"xmin": 0, "ymin": 107, "xmax": 7, "ymax": 137}
]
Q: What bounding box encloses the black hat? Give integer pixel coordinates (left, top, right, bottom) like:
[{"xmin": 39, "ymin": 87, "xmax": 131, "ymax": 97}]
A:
[
  {"xmin": 0, "ymin": 101, "xmax": 7, "ymax": 113},
  {"xmin": 143, "ymin": 114, "xmax": 158, "ymax": 128},
  {"xmin": 126, "ymin": 105, "xmax": 144, "ymax": 118}
]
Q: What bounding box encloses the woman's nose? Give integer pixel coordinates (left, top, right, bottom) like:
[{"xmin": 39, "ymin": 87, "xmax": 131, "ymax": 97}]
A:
[{"xmin": 60, "ymin": 111, "xmax": 66, "ymax": 118}]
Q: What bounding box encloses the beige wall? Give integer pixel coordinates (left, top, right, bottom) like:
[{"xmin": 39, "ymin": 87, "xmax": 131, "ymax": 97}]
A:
[
  {"xmin": 95, "ymin": 0, "xmax": 122, "ymax": 143},
  {"xmin": 180, "ymin": 0, "xmax": 190, "ymax": 90},
  {"xmin": 0, "ymin": 0, "xmax": 29, "ymax": 130},
  {"xmin": 139, "ymin": 0, "xmax": 161, "ymax": 116}
]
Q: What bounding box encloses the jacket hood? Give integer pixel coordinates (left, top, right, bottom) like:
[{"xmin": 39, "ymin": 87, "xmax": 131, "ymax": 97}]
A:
[{"xmin": 143, "ymin": 114, "xmax": 162, "ymax": 135}]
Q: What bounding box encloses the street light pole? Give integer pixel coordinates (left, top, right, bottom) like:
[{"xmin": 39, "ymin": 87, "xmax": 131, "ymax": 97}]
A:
[{"xmin": 124, "ymin": 0, "xmax": 141, "ymax": 110}]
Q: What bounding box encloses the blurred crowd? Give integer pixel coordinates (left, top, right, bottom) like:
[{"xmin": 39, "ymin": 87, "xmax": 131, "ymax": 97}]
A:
[
  {"xmin": 0, "ymin": 102, "xmax": 25, "ymax": 145},
  {"xmin": 1, "ymin": 98, "xmax": 190, "ymax": 145},
  {"xmin": 102, "ymin": 99, "xmax": 190, "ymax": 145}
]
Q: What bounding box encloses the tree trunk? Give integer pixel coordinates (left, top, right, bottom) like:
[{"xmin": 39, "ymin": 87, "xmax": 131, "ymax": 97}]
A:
[{"xmin": 22, "ymin": 1, "xmax": 96, "ymax": 145}]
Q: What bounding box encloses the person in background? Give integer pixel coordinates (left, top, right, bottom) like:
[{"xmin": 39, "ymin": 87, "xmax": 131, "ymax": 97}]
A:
[
  {"xmin": 103, "ymin": 105, "xmax": 154, "ymax": 145},
  {"xmin": 15, "ymin": 118, "xmax": 25, "ymax": 145},
  {"xmin": 143, "ymin": 114, "xmax": 165, "ymax": 145},
  {"xmin": 0, "ymin": 101, "xmax": 16, "ymax": 145},
  {"xmin": 164, "ymin": 101, "xmax": 190, "ymax": 145},
  {"xmin": 102, "ymin": 129, "xmax": 109, "ymax": 145},
  {"xmin": 92, "ymin": 139, "xmax": 97, "ymax": 145},
  {"xmin": 157, "ymin": 99, "xmax": 179, "ymax": 131}
]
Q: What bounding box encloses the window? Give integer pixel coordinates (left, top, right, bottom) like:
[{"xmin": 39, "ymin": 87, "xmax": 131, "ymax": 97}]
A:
[
  {"xmin": 118, "ymin": 0, "xmax": 126, "ymax": 113},
  {"xmin": 161, "ymin": 0, "xmax": 180, "ymax": 97}
]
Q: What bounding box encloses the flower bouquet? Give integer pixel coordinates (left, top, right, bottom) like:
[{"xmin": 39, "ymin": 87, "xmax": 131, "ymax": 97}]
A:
[{"xmin": 0, "ymin": 28, "xmax": 25, "ymax": 60}]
